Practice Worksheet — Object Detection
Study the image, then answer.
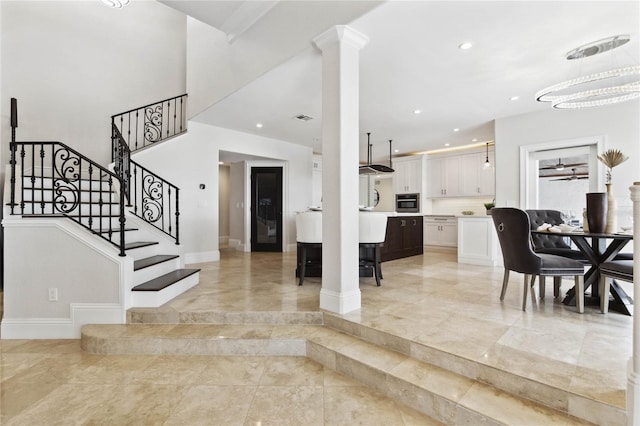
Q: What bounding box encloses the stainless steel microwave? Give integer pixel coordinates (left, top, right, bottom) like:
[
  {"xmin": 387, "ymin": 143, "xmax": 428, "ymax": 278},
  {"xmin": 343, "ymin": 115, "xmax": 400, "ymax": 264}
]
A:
[{"xmin": 396, "ymin": 193, "xmax": 419, "ymax": 213}]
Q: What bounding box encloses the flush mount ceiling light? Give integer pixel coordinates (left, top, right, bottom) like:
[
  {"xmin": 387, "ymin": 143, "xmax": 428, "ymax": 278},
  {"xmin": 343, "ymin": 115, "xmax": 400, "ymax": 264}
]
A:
[
  {"xmin": 458, "ymin": 42, "xmax": 473, "ymax": 50},
  {"xmin": 101, "ymin": 0, "xmax": 130, "ymax": 8},
  {"xmin": 536, "ymin": 35, "xmax": 640, "ymax": 109}
]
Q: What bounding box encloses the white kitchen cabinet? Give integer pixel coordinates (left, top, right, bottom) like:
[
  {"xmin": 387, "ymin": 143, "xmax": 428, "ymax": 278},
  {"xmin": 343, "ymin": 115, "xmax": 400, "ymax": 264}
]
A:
[
  {"xmin": 428, "ymin": 150, "xmax": 494, "ymax": 198},
  {"xmin": 424, "ymin": 216, "xmax": 458, "ymax": 247},
  {"xmin": 311, "ymin": 156, "xmax": 322, "ymax": 207},
  {"xmin": 427, "ymin": 156, "xmax": 461, "ymax": 197},
  {"xmin": 460, "ymin": 152, "xmax": 495, "ymax": 196},
  {"xmin": 457, "ymin": 216, "xmax": 502, "ymax": 266},
  {"xmin": 393, "ymin": 156, "xmax": 424, "ymax": 194}
]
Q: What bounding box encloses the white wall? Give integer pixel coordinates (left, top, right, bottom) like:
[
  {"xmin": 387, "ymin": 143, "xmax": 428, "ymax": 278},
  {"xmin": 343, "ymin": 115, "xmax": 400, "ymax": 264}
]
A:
[
  {"xmin": 2, "ymin": 218, "xmax": 128, "ymax": 338},
  {"xmin": 132, "ymin": 121, "xmax": 313, "ymax": 262},
  {"xmin": 495, "ymin": 101, "xmax": 640, "ymax": 208},
  {"xmin": 0, "ymin": 0, "xmax": 187, "ymax": 166}
]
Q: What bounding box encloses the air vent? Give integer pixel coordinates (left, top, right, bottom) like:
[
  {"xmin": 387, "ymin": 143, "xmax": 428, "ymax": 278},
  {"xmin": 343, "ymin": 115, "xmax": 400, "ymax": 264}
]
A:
[{"xmin": 294, "ymin": 114, "xmax": 314, "ymax": 122}]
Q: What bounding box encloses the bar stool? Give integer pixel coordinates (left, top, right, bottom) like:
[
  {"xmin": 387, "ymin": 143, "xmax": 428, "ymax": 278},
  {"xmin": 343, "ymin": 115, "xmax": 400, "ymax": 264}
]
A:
[
  {"xmin": 359, "ymin": 212, "xmax": 388, "ymax": 286},
  {"xmin": 296, "ymin": 211, "xmax": 322, "ymax": 286}
]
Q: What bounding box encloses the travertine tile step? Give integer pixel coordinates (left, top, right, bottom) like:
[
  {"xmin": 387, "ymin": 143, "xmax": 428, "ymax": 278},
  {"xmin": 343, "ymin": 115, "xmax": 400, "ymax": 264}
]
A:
[{"xmin": 81, "ymin": 323, "xmax": 593, "ymax": 425}]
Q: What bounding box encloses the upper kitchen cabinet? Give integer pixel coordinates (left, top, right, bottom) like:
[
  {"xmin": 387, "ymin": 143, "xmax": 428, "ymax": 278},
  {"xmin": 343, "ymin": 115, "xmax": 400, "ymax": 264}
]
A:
[
  {"xmin": 460, "ymin": 151, "xmax": 495, "ymax": 196},
  {"xmin": 312, "ymin": 155, "xmax": 322, "ymax": 207},
  {"xmin": 426, "ymin": 156, "xmax": 461, "ymax": 197},
  {"xmin": 427, "ymin": 149, "xmax": 495, "ymax": 198},
  {"xmin": 393, "ymin": 155, "xmax": 426, "ymax": 195}
]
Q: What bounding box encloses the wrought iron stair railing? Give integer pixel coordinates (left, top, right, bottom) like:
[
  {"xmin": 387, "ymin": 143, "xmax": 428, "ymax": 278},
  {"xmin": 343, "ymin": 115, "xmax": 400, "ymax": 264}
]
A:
[
  {"xmin": 111, "ymin": 93, "xmax": 187, "ymax": 155},
  {"xmin": 112, "ymin": 121, "xmax": 180, "ymax": 245},
  {"xmin": 9, "ymin": 140, "xmax": 127, "ymax": 256}
]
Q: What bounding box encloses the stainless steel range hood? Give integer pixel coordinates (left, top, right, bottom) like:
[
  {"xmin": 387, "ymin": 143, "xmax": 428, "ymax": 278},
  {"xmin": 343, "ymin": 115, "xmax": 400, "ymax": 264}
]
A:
[{"xmin": 359, "ymin": 133, "xmax": 394, "ymax": 175}]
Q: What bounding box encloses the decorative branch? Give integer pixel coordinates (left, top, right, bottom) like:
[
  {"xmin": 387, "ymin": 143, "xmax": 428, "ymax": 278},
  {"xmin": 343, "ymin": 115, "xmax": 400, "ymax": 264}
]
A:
[{"xmin": 597, "ymin": 149, "xmax": 628, "ymax": 184}]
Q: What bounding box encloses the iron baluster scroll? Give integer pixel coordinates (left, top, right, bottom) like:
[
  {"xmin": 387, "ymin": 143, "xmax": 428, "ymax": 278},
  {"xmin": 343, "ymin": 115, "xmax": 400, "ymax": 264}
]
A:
[
  {"xmin": 130, "ymin": 159, "xmax": 180, "ymax": 244},
  {"xmin": 112, "ymin": 121, "xmax": 179, "ymax": 244},
  {"xmin": 111, "ymin": 93, "xmax": 187, "ymax": 157},
  {"xmin": 8, "ymin": 141, "xmax": 127, "ymax": 257}
]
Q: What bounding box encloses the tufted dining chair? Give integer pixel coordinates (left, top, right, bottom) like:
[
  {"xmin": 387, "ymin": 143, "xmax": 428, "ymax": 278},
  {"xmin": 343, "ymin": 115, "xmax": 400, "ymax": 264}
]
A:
[
  {"xmin": 359, "ymin": 212, "xmax": 388, "ymax": 286},
  {"xmin": 295, "ymin": 211, "xmax": 322, "ymax": 286},
  {"xmin": 599, "ymin": 259, "xmax": 634, "ymax": 313},
  {"xmin": 492, "ymin": 208, "xmax": 585, "ymax": 312}
]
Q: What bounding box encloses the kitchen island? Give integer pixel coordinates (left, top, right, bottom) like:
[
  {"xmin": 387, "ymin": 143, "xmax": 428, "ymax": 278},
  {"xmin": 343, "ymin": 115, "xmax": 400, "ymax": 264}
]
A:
[{"xmin": 295, "ymin": 213, "xmax": 423, "ymax": 280}]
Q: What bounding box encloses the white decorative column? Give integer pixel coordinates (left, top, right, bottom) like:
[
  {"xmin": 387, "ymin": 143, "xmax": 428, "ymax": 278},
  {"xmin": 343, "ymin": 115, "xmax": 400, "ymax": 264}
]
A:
[
  {"xmin": 628, "ymin": 181, "xmax": 640, "ymax": 425},
  {"xmin": 312, "ymin": 26, "xmax": 369, "ymax": 314}
]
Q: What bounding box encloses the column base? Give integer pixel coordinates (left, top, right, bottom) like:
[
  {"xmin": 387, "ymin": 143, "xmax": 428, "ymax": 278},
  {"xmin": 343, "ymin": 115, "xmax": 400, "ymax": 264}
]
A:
[
  {"xmin": 319, "ymin": 288, "xmax": 361, "ymax": 314},
  {"xmin": 628, "ymin": 358, "xmax": 640, "ymax": 425}
]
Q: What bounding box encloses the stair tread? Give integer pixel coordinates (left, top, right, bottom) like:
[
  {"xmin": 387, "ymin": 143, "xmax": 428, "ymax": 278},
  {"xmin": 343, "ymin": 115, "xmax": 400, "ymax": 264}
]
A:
[
  {"xmin": 125, "ymin": 241, "xmax": 159, "ymax": 250},
  {"xmin": 132, "ymin": 269, "xmax": 200, "ymax": 291},
  {"xmin": 134, "ymin": 254, "xmax": 180, "ymax": 271}
]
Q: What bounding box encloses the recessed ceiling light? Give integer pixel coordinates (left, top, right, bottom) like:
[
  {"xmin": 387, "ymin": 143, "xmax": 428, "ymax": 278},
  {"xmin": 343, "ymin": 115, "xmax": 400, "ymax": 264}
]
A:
[
  {"xmin": 510, "ymin": 96, "xmax": 520, "ymax": 101},
  {"xmin": 458, "ymin": 42, "xmax": 473, "ymax": 50},
  {"xmin": 218, "ymin": 161, "xmax": 224, "ymax": 165},
  {"xmin": 472, "ymin": 138, "xmax": 478, "ymax": 142},
  {"xmin": 453, "ymin": 128, "xmax": 460, "ymax": 132},
  {"xmin": 413, "ymin": 109, "xmax": 422, "ymax": 115},
  {"xmin": 256, "ymin": 123, "xmax": 263, "ymax": 128},
  {"xmin": 445, "ymin": 143, "xmax": 450, "ymax": 147}
]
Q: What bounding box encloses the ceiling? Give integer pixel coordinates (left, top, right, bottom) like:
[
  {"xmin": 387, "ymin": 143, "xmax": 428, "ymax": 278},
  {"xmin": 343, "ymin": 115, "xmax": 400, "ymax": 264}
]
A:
[{"xmin": 163, "ymin": 1, "xmax": 640, "ymax": 164}]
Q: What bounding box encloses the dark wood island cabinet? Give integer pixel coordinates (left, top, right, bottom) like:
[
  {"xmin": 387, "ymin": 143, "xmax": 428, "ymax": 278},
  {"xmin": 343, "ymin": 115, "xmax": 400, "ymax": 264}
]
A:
[{"xmin": 380, "ymin": 216, "xmax": 423, "ymax": 261}]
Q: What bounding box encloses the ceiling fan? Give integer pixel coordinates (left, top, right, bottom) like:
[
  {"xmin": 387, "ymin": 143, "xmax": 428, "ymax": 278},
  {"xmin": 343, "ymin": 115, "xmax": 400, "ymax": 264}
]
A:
[
  {"xmin": 539, "ymin": 158, "xmax": 587, "ymax": 171},
  {"xmin": 550, "ymin": 168, "xmax": 589, "ymax": 181}
]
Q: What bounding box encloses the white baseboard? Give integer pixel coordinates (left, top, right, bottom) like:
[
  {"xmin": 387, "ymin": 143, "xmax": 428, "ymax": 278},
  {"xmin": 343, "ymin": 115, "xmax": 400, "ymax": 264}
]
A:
[
  {"xmin": 319, "ymin": 288, "xmax": 361, "ymax": 314},
  {"xmin": 219, "ymin": 235, "xmax": 229, "ymax": 246},
  {"xmin": 286, "ymin": 243, "xmax": 297, "ymax": 252},
  {"xmin": 184, "ymin": 251, "xmax": 219, "ymax": 264},
  {"xmin": 0, "ymin": 303, "xmax": 124, "ymax": 339}
]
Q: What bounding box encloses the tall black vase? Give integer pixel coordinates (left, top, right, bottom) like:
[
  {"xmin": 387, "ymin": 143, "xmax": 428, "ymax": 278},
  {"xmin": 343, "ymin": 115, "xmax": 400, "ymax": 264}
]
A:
[{"xmin": 586, "ymin": 192, "xmax": 608, "ymax": 234}]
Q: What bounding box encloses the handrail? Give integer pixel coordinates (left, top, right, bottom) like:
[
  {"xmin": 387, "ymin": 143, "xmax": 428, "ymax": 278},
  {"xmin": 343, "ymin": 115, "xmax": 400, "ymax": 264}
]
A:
[
  {"xmin": 9, "ymin": 141, "xmax": 127, "ymax": 257},
  {"xmin": 111, "ymin": 93, "xmax": 187, "ymax": 157}
]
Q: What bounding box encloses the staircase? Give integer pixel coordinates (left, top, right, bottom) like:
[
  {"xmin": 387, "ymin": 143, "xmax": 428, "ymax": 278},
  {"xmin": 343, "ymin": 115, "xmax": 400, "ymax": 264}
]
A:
[{"xmin": 6, "ymin": 95, "xmax": 198, "ymax": 316}]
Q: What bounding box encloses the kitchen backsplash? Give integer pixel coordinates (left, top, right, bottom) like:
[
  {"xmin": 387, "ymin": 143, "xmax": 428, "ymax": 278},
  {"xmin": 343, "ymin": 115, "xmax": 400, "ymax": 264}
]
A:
[{"xmin": 431, "ymin": 197, "xmax": 494, "ymax": 216}]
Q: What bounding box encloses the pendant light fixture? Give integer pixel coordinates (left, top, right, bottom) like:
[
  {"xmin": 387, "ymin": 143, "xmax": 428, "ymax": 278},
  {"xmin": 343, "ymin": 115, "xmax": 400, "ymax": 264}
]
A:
[
  {"xmin": 536, "ymin": 35, "xmax": 640, "ymax": 109},
  {"xmin": 101, "ymin": 0, "xmax": 130, "ymax": 8},
  {"xmin": 359, "ymin": 133, "xmax": 394, "ymax": 175},
  {"xmin": 483, "ymin": 142, "xmax": 491, "ymax": 169}
]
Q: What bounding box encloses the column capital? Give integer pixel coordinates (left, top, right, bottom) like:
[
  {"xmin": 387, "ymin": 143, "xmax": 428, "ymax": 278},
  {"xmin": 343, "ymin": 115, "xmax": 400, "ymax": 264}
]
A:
[{"xmin": 313, "ymin": 25, "xmax": 369, "ymax": 52}]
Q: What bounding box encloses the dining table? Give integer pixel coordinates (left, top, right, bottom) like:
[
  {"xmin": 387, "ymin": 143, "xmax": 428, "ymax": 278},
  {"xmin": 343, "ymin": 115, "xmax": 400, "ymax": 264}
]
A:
[{"xmin": 531, "ymin": 229, "xmax": 634, "ymax": 315}]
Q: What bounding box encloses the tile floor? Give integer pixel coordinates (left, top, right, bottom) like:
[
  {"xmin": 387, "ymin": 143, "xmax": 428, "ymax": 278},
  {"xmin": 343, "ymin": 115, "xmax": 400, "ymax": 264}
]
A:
[{"xmin": 1, "ymin": 246, "xmax": 634, "ymax": 424}]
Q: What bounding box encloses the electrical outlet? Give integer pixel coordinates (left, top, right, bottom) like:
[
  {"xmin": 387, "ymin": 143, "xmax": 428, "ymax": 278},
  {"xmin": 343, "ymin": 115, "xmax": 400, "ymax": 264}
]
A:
[{"xmin": 48, "ymin": 288, "xmax": 58, "ymax": 302}]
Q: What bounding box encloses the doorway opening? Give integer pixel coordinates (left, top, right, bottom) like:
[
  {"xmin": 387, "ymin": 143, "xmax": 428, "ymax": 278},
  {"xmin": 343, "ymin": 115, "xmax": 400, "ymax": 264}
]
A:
[
  {"xmin": 520, "ymin": 136, "xmax": 605, "ymax": 215},
  {"xmin": 250, "ymin": 167, "xmax": 283, "ymax": 252}
]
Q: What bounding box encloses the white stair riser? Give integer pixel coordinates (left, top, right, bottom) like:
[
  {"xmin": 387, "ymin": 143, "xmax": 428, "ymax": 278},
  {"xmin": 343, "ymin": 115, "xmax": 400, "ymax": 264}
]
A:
[
  {"xmin": 130, "ymin": 273, "xmax": 199, "ymax": 308},
  {"xmin": 132, "ymin": 258, "xmax": 182, "ymax": 286},
  {"xmin": 126, "ymin": 243, "xmax": 161, "ymax": 261}
]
